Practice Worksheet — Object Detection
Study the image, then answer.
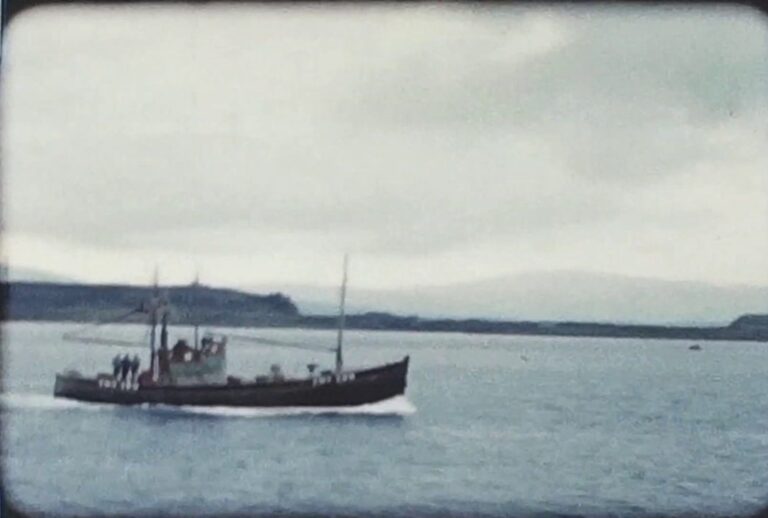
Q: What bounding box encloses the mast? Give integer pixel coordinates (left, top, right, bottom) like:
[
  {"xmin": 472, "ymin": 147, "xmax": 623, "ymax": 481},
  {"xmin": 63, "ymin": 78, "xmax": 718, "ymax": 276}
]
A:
[
  {"xmin": 193, "ymin": 270, "xmax": 200, "ymax": 350},
  {"xmin": 335, "ymin": 254, "xmax": 349, "ymax": 374},
  {"xmin": 149, "ymin": 266, "xmax": 159, "ymax": 381},
  {"xmin": 160, "ymin": 292, "xmax": 169, "ymax": 350}
]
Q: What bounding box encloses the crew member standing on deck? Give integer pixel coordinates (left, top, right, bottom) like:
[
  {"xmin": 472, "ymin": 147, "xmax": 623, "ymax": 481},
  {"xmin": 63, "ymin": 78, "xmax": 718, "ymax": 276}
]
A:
[
  {"xmin": 130, "ymin": 355, "xmax": 140, "ymax": 388},
  {"xmin": 112, "ymin": 354, "xmax": 121, "ymax": 385},
  {"xmin": 158, "ymin": 342, "xmax": 171, "ymax": 384},
  {"xmin": 120, "ymin": 354, "xmax": 131, "ymax": 389}
]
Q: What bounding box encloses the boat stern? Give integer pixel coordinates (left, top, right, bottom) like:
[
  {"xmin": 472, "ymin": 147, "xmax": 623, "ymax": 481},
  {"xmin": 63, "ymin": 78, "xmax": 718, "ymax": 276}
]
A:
[
  {"xmin": 53, "ymin": 372, "xmax": 105, "ymax": 400},
  {"xmin": 54, "ymin": 372, "xmax": 83, "ymax": 398}
]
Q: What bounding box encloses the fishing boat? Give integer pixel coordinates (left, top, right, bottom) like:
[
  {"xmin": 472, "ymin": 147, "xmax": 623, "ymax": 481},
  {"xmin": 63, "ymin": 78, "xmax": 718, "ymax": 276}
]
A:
[{"xmin": 53, "ymin": 258, "xmax": 410, "ymax": 407}]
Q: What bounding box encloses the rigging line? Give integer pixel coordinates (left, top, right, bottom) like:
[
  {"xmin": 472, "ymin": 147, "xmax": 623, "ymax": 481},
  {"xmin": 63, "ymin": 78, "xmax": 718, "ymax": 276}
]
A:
[
  {"xmin": 226, "ymin": 333, "xmax": 336, "ymax": 353},
  {"xmin": 62, "ymin": 308, "xmax": 143, "ymax": 341},
  {"xmin": 61, "ymin": 336, "xmax": 147, "ymax": 348}
]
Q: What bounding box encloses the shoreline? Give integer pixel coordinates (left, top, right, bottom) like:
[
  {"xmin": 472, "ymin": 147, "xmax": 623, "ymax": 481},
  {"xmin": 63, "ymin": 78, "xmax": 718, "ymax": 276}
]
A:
[
  {"xmin": 4, "ymin": 316, "xmax": 767, "ymax": 343},
  {"xmin": 4, "ymin": 281, "xmax": 767, "ymax": 343}
]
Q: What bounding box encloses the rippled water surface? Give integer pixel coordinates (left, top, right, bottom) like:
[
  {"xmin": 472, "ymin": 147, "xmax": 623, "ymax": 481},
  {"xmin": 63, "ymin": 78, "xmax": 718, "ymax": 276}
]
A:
[{"xmin": 3, "ymin": 322, "xmax": 768, "ymax": 516}]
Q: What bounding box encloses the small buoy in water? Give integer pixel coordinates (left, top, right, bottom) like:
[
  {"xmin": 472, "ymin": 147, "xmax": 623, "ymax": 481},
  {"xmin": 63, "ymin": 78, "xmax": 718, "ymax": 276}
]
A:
[{"xmin": 689, "ymin": 344, "xmax": 702, "ymax": 351}]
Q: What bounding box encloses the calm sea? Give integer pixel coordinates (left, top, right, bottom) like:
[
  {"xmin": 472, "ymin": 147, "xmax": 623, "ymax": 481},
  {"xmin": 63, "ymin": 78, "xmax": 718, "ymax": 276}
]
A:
[{"xmin": 3, "ymin": 321, "xmax": 768, "ymax": 517}]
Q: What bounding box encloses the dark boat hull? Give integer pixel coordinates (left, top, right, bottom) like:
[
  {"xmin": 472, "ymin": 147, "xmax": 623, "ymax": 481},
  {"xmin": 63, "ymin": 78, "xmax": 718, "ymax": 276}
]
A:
[{"xmin": 54, "ymin": 356, "xmax": 409, "ymax": 407}]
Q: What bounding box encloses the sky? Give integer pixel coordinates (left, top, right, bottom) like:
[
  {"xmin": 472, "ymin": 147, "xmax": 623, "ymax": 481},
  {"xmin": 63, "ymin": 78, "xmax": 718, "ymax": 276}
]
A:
[{"xmin": 2, "ymin": 4, "xmax": 768, "ymax": 290}]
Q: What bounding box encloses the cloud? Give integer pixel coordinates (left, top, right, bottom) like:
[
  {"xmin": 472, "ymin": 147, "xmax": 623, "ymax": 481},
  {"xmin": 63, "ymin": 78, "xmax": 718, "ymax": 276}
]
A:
[
  {"xmin": 3, "ymin": 4, "xmax": 768, "ymax": 287},
  {"xmin": 341, "ymin": 7, "xmax": 768, "ymax": 180}
]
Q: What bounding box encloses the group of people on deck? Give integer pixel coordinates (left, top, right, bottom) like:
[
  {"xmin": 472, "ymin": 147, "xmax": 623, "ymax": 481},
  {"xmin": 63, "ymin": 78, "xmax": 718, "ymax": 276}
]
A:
[{"xmin": 112, "ymin": 354, "xmax": 141, "ymax": 389}]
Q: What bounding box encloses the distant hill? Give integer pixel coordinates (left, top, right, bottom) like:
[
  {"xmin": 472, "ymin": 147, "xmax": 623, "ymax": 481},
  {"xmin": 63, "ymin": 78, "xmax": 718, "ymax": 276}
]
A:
[
  {"xmin": 6, "ymin": 282, "xmax": 300, "ymax": 327},
  {"xmin": 4, "ymin": 279, "xmax": 768, "ymax": 342},
  {"xmin": 10, "ymin": 268, "xmax": 768, "ymax": 324},
  {"xmin": 1, "ymin": 265, "xmax": 80, "ymax": 284},
  {"xmin": 250, "ymin": 271, "xmax": 768, "ymax": 325},
  {"xmin": 297, "ymin": 311, "xmax": 768, "ymax": 342}
]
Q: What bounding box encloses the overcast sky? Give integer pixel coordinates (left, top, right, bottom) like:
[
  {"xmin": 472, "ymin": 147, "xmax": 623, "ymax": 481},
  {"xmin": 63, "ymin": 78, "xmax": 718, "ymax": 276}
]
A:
[{"xmin": 2, "ymin": 4, "xmax": 767, "ymax": 290}]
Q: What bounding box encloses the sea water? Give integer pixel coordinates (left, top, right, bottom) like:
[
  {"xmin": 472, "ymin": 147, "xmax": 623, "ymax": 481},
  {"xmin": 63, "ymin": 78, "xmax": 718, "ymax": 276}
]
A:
[{"xmin": 3, "ymin": 321, "xmax": 768, "ymax": 516}]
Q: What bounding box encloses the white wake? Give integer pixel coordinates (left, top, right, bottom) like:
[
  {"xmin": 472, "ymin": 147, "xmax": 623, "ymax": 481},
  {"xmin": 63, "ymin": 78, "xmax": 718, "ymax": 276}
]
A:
[
  {"xmin": 167, "ymin": 395, "xmax": 417, "ymax": 417},
  {"xmin": 1, "ymin": 392, "xmax": 111, "ymax": 411},
  {"xmin": 1, "ymin": 392, "xmax": 416, "ymax": 418}
]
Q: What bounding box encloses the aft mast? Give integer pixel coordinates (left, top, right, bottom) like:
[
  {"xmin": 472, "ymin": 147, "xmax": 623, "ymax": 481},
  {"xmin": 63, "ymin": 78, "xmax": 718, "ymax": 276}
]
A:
[
  {"xmin": 335, "ymin": 254, "xmax": 349, "ymax": 374},
  {"xmin": 193, "ymin": 270, "xmax": 200, "ymax": 350},
  {"xmin": 149, "ymin": 267, "xmax": 159, "ymax": 381},
  {"xmin": 148, "ymin": 266, "xmax": 170, "ymax": 382}
]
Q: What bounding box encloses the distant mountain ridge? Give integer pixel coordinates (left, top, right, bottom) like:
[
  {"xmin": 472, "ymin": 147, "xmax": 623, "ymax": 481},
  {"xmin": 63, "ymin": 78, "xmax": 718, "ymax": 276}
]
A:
[
  {"xmin": 247, "ymin": 271, "xmax": 768, "ymax": 325},
  {"xmin": 6, "ymin": 282, "xmax": 300, "ymax": 327},
  {"xmin": 5, "ymin": 265, "xmax": 768, "ymax": 324},
  {"xmin": 2, "ymin": 265, "xmax": 80, "ymax": 284},
  {"xmin": 3, "ymin": 279, "xmax": 768, "ymax": 342}
]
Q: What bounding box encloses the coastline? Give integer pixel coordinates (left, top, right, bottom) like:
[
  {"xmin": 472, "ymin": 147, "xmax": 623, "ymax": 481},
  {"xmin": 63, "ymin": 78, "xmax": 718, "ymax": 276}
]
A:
[{"xmin": 4, "ymin": 281, "xmax": 767, "ymax": 343}]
